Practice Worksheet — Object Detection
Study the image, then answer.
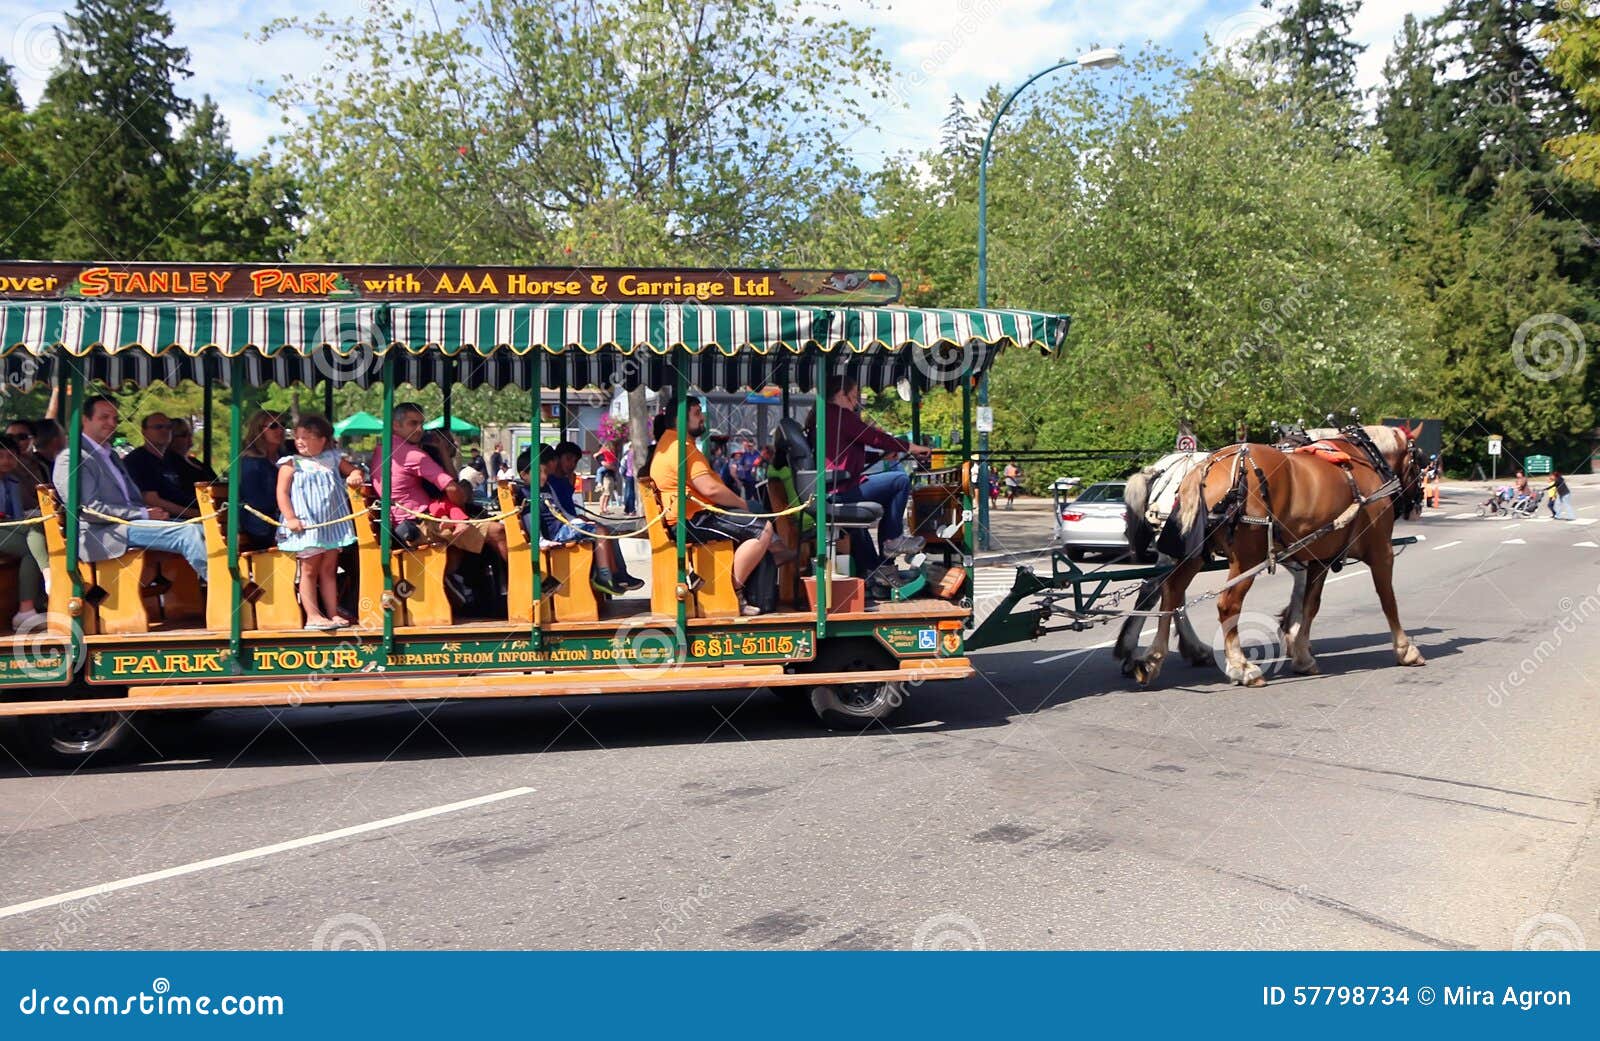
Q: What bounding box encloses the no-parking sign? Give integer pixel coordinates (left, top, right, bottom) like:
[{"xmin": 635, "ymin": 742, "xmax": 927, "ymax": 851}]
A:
[{"xmin": 1176, "ymin": 434, "xmax": 1198, "ymax": 452}]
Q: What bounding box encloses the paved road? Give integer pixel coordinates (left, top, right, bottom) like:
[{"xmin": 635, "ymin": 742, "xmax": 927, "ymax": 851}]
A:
[{"xmin": 0, "ymin": 490, "xmax": 1595, "ymax": 951}]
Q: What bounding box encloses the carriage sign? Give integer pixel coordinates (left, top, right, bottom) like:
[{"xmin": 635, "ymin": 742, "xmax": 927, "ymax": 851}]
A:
[
  {"xmin": 1175, "ymin": 433, "xmax": 1198, "ymax": 452},
  {"xmin": 0, "ymin": 261, "xmax": 902, "ymax": 305}
]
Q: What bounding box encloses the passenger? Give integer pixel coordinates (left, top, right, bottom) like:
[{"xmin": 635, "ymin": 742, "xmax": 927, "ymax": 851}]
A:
[
  {"xmin": 53, "ymin": 395, "xmax": 208, "ymax": 581},
  {"xmin": 530, "ymin": 444, "xmax": 633, "ymax": 598},
  {"xmin": 548, "ymin": 440, "xmax": 642, "ymax": 591},
  {"xmin": 374, "ymin": 402, "xmax": 509, "ymax": 617},
  {"xmin": 648, "ymin": 401, "xmax": 774, "ymax": 616},
  {"xmin": 0, "ymin": 433, "xmax": 50, "ymax": 629},
  {"xmin": 168, "ymin": 417, "xmax": 218, "ymax": 488},
  {"xmin": 8, "ymin": 420, "xmax": 51, "ymax": 514},
  {"xmin": 238, "ymin": 411, "xmax": 287, "ymax": 551},
  {"xmin": 276, "ymin": 414, "xmax": 364, "ymax": 630},
  {"xmin": 124, "ymin": 412, "xmax": 200, "ymax": 519},
  {"xmin": 819, "ymin": 375, "xmax": 931, "ymax": 576}
]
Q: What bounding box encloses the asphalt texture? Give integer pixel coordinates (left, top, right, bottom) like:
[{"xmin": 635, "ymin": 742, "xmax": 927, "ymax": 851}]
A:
[{"xmin": 0, "ymin": 482, "xmax": 1596, "ymax": 951}]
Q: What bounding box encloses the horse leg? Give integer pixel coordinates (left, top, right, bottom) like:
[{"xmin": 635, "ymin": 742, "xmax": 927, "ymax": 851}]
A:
[
  {"xmin": 1278, "ymin": 565, "xmax": 1306, "ymax": 644},
  {"xmin": 1133, "ymin": 558, "xmax": 1201, "ymax": 686},
  {"xmin": 1217, "ymin": 568, "xmax": 1266, "ymax": 687},
  {"xmin": 1368, "ymin": 545, "xmax": 1425, "ymax": 667},
  {"xmin": 1114, "ymin": 576, "xmax": 1161, "ymax": 675},
  {"xmin": 1177, "ymin": 601, "xmax": 1211, "ymax": 666},
  {"xmin": 1289, "ymin": 565, "xmax": 1330, "ymax": 675}
]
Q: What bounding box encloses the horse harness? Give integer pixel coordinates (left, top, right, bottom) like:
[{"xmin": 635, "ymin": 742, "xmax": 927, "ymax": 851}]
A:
[{"xmin": 1196, "ymin": 426, "xmax": 1403, "ymax": 575}]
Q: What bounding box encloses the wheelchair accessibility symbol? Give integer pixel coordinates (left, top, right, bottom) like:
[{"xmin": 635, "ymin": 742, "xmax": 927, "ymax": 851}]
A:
[{"xmin": 917, "ymin": 629, "xmax": 937, "ymax": 651}]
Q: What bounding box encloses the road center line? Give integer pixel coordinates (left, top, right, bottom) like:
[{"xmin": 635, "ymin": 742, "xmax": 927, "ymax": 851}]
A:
[
  {"xmin": 1431, "ymin": 540, "xmax": 1462, "ymax": 551},
  {"xmin": 1326, "ymin": 567, "xmax": 1369, "ymax": 584},
  {"xmin": 0, "ymin": 786, "xmax": 536, "ymax": 921},
  {"xmin": 1034, "ymin": 640, "xmax": 1115, "ymax": 664}
]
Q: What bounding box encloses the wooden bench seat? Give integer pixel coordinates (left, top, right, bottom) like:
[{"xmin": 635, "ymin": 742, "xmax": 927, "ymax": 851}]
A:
[
  {"xmin": 197, "ymin": 483, "xmax": 301, "ymax": 631},
  {"xmin": 498, "ymin": 481, "xmax": 599, "ymax": 623},
  {"xmin": 37, "ymin": 486, "xmax": 198, "ymax": 635},
  {"xmin": 638, "ymin": 479, "xmax": 739, "ymax": 619},
  {"xmin": 348, "ymin": 484, "xmax": 453, "ymax": 628}
]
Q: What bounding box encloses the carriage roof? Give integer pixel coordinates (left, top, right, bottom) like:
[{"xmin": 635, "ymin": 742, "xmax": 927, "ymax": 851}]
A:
[{"xmin": 0, "ymin": 300, "xmax": 1070, "ymax": 393}]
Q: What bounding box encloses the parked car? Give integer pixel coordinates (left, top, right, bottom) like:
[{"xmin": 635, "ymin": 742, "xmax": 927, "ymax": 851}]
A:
[{"xmin": 1054, "ymin": 480, "xmax": 1129, "ymax": 560}]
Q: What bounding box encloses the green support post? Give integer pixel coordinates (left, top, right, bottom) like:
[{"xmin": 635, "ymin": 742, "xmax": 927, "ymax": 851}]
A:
[
  {"xmin": 910, "ymin": 367, "xmax": 921, "ymax": 445},
  {"xmin": 62, "ymin": 355, "xmax": 84, "ymax": 667},
  {"xmin": 202, "ymin": 380, "xmax": 214, "ymax": 468},
  {"xmin": 962, "ymin": 372, "xmax": 975, "ymax": 589},
  {"xmin": 379, "ymin": 355, "xmax": 396, "ymax": 659},
  {"xmin": 441, "ymin": 357, "xmax": 453, "ymax": 437},
  {"xmin": 673, "ymin": 362, "xmax": 689, "ymax": 653},
  {"xmin": 814, "ymin": 356, "xmax": 827, "ymax": 636},
  {"xmin": 530, "ymin": 361, "xmax": 543, "ymax": 650},
  {"xmin": 558, "ymin": 373, "xmax": 568, "ymax": 441},
  {"xmin": 226, "ymin": 358, "xmax": 245, "ymax": 669}
]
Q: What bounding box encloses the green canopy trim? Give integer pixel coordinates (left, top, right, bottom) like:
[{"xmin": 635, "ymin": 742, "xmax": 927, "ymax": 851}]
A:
[{"xmin": 0, "ymin": 302, "xmax": 1068, "ymax": 357}]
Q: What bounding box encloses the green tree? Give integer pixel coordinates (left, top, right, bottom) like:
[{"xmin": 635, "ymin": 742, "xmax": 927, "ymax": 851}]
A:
[
  {"xmin": 1262, "ymin": 0, "xmax": 1367, "ymax": 114},
  {"xmin": 0, "ymin": 60, "xmax": 55, "ymax": 258},
  {"xmin": 1544, "ymin": 0, "xmax": 1600, "ymax": 186},
  {"xmin": 1420, "ymin": 174, "xmax": 1593, "ymax": 450},
  {"xmin": 266, "ymin": 0, "xmax": 892, "ymax": 265},
  {"xmin": 34, "ymin": 0, "xmax": 193, "ymax": 258},
  {"xmin": 167, "ymin": 98, "xmax": 301, "ymax": 260}
]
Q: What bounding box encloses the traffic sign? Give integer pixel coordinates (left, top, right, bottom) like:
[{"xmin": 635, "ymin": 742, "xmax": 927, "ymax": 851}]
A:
[
  {"xmin": 1176, "ymin": 434, "xmax": 1198, "ymax": 452},
  {"xmin": 1487, "ymin": 435, "xmax": 1502, "ymax": 457},
  {"xmin": 1526, "ymin": 454, "xmax": 1553, "ymax": 475}
]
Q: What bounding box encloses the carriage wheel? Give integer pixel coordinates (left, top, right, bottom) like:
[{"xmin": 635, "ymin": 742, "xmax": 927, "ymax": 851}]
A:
[
  {"xmin": 807, "ymin": 682, "xmax": 904, "ymax": 730},
  {"xmin": 18, "ymin": 711, "xmax": 129, "ymax": 768}
]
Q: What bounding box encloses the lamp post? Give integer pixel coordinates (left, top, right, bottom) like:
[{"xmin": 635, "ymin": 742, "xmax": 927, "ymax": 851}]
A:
[{"xmin": 975, "ymin": 46, "xmax": 1121, "ymax": 550}]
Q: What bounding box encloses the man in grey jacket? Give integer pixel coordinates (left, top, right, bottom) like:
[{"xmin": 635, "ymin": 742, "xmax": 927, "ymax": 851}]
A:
[{"xmin": 52, "ymin": 395, "xmax": 207, "ymax": 581}]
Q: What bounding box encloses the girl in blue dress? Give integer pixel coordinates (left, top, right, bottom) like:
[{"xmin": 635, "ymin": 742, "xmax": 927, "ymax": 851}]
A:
[{"xmin": 276, "ymin": 414, "xmax": 365, "ymax": 629}]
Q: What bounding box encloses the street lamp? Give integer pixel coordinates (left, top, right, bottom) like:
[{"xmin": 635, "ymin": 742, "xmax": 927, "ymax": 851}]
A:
[{"xmin": 975, "ymin": 46, "xmax": 1121, "ymax": 549}]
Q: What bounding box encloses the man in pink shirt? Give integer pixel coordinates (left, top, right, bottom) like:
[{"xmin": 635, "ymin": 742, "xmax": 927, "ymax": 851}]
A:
[
  {"xmin": 821, "ymin": 376, "xmax": 932, "ymax": 576},
  {"xmin": 373, "ymin": 402, "xmax": 507, "ymax": 565}
]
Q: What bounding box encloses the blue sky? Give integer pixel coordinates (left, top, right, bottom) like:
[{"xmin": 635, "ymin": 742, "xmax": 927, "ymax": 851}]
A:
[{"xmin": 2, "ymin": 0, "xmax": 1444, "ymax": 161}]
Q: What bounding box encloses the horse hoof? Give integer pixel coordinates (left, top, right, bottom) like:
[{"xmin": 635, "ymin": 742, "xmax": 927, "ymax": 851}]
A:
[
  {"xmin": 1227, "ymin": 663, "xmax": 1266, "ymax": 687},
  {"xmin": 1293, "ymin": 660, "xmax": 1320, "ymax": 676},
  {"xmin": 1132, "ymin": 660, "xmax": 1159, "ymax": 686},
  {"xmin": 1398, "ymin": 645, "xmax": 1426, "ymax": 667}
]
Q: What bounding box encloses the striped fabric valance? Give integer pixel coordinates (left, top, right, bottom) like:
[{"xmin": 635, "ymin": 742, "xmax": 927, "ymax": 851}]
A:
[{"xmin": 0, "ymin": 301, "xmax": 1071, "ymax": 392}]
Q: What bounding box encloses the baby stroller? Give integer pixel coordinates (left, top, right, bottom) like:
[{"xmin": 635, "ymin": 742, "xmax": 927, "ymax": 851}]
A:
[{"xmin": 1477, "ymin": 485, "xmax": 1538, "ymax": 518}]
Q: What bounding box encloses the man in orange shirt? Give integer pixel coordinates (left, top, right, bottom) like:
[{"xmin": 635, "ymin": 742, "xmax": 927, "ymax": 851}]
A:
[{"xmin": 649, "ymin": 400, "xmax": 773, "ymax": 615}]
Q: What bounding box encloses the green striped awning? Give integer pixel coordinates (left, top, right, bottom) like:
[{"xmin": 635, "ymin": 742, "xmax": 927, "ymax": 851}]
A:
[{"xmin": 0, "ymin": 301, "xmax": 1070, "ymax": 391}]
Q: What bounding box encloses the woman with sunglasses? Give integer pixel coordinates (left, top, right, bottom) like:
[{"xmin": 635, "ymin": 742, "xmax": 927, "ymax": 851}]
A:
[{"xmin": 238, "ymin": 411, "xmax": 288, "ymax": 551}]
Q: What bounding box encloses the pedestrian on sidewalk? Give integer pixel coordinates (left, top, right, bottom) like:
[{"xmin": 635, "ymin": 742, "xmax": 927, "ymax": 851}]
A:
[{"xmin": 1422, "ymin": 455, "xmax": 1441, "ymax": 509}]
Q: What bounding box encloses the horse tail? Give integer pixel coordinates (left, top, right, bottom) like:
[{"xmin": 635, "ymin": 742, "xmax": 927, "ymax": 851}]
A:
[
  {"xmin": 1172, "ymin": 461, "xmax": 1208, "ymax": 546},
  {"xmin": 1123, "ymin": 468, "xmax": 1156, "ymax": 556}
]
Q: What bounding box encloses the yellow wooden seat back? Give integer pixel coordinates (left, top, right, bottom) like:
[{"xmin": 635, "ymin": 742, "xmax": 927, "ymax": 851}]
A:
[
  {"xmin": 346, "ymin": 484, "xmax": 388, "ymax": 628},
  {"xmin": 196, "ymin": 483, "xmax": 302, "ymax": 631},
  {"xmin": 636, "ymin": 478, "xmax": 739, "ymax": 619}
]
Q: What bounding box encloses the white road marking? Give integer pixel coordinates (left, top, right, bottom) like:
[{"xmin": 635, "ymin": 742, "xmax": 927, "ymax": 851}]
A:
[
  {"xmin": 1502, "ymin": 538, "xmax": 1526, "ymax": 545},
  {"xmin": 1034, "ymin": 640, "xmax": 1116, "ymax": 664},
  {"xmin": 1576, "ymin": 541, "xmax": 1599, "ymax": 548},
  {"xmin": 1573, "ymin": 518, "xmax": 1596, "ymax": 527},
  {"xmin": 1431, "ymin": 540, "xmax": 1462, "ymax": 551},
  {"xmin": 1326, "ymin": 567, "xmax": 1369, "ymax": 584},
  {"xmin": 1449, "ymin": 511, "xmax": 1479, "ymax": 519},
  {"xmin": 0, "ymin": 787, "xmax": 536, "ymax": 921}
]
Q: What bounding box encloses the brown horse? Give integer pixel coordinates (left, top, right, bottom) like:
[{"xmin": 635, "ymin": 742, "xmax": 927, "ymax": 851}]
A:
[{"xmin": 1131, "ymin": 428, "xmax": 1424, "ymax": 687}]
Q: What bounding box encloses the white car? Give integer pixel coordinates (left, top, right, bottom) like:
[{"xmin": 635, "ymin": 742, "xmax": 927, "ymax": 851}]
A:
[{"xmin": 1054, "ymin": 481, "xmax": 1129, "ymax": 560}]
